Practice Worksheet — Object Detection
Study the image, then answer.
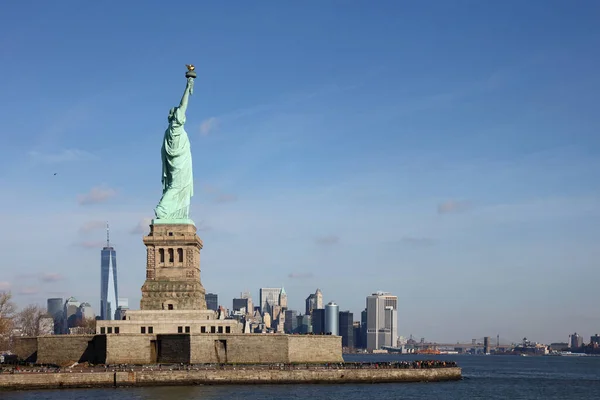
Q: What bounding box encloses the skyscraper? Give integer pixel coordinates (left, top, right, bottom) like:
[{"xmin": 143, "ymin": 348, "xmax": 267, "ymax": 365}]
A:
[
  {"xmin": 324, "ymin": 302, "xmax": 339, "ymax": 335},
  {"xmin": 77, "ymin": 303, "xmax": 95, "ymax": 321},
  {"xmin": 314, "ymin": 288, "xmax": 323, "ymax": 309},
  {"xmin": 47, "ymin": 298, "xmax": 63, "ymax": 318},
  {"xmin": 118, "ymin": 298, "xmax": 129, "ymax": 309},
  {"xmin": 312, "ymin": 309, "xmax": 325, "ymax": 334},
  {"xmin": 301, "ymin": 314, "xmax": 312, "ymax": 334},
  {"xmin": 241, "ymin": 291, "xmax": 253, "ymax": 313},
  {"xmin": 360, "ymin": 308, "xmax": 368, "ymax": 349},
  {"xmin": 366, "ymin": 291, "xmax": 398, "ymax": 351},
  {"xmin": 569, "ymin": 333, "xmax": 583, "ymax": 349},
  {"xmin": 47, "ymin": 297, "xmax": 63, "ymax": 334},
  {"xmin": 232, "ymin": 297, "xmax": 251, "ymax": 313},
  {"xmin": 284, "ymin": 310, "xmax": 297, "ymax": 333},
  {"xmin": 205, "ymin": 293, "xmax": 218, "ymax": 311},
  {"xmin": 63, "ymin": 297, "xmax": 80, "ymax": 332},
  {"xmin": 305, "ymin": 288, "xmax": 324, "ymax": 315},
  {"xmin": 233, "ymin": 291, "xmax": 253, "ymax": 314},
  {"xmin": 339, "ymin": 311, "xmax": 354, "ymax": 348},
  {"xmin": 279, "ymin": 287, "xmax": 288, "ymax": 310},
  {"xmin": 259, "ymin": 288, "xmax": 281, "ymax": 314},
  {"xmin": 353, "ymin": 321, "xmax": 362, "ymax": 348},
  {"xmin": 100, "ymin": 223, "xmax": 118, "ymax": 320},
  {"xmin": 115, "ymin": 298, "xmax": 129, "ymax": 320},
  {"xmin": 305, "ymin": 293, "xmax": 316, "ymax": 315}
]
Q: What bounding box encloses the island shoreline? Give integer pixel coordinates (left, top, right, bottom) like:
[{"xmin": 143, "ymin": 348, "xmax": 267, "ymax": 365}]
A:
[{"xmin": 0, "ymin": 366, "xmax": 462, "ymax": 390}]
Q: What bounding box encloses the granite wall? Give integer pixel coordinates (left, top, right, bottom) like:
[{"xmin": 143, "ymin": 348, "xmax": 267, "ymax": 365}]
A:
[
  {"xmin": 190, "ymin": 334, "xmax": 289, "ymax": 363},
  {"xmin": 36, "ymin": 335, "xmax": 106, "ymax": 365},
  {"xmin": 288, "ymin": 335, "xmax": 343, "ymax": 363},
  {"xmin": 105, "ymin": 334, "xmax": 156, "ymax": 365},
  {"xmin": 157, "ymin": 335, "xmax": 190, "ymax": 364},
  {"xmin": 13, "ymin": 333, "xmax": 342, "ymax": 365},
  {"xmin": 13, "ymin": 337, "xmax": 37, "ymax": 363}
]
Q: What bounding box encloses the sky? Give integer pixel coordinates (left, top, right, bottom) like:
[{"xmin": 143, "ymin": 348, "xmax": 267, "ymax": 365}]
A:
[{"xmin": 1, "ymin": 0, "xmax": 599, "ymax": 344}]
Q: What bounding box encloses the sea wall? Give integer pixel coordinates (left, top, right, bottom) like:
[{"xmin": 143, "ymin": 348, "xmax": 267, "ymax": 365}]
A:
[
  {"xmin": 36, "ymin": 335, "xmax": 106, "ymax": 365},
  {"xmin": 0, "ymin": 367, "xmax": 461, "ymax": 390},
  {"xmin": 191, "ymin": 334, "xmax": 286, "ymax": 364},
  {"xmin": 189, "ymin": 334, "xmax": 343, "ymax": 363},
  {"xmin": 14, "ymin": 333, "xmax": 343, "ymax": 365},
  {"xmin": 288, "ymin": 335, "xmax": 342, "ymax": 363},
  {"xmin": 105, "ymin": 334, "xmax": 156, "ymax": 365},
  {"xmin": 12, "ymin": 337, "xmax": 37, "ymax": 363}
]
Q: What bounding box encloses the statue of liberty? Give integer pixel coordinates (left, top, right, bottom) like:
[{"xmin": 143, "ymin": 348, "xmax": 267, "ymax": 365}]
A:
[{"xmin": 154, "ymin": 65, "xmax": 197, "ymax": 221}]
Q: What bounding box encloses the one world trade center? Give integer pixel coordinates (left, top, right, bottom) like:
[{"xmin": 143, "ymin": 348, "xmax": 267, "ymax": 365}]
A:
[{"xmin": 100, "ymin": 223, "xmax": 118, "ymax": 320}]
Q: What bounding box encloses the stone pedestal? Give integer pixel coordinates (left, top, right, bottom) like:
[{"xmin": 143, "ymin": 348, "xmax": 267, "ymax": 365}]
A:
[{"xmin": 140, "ymin": 223, "xmax": 207, "ymax": 310}]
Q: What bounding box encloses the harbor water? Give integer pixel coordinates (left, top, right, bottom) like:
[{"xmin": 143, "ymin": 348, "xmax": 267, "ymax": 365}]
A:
[{"xmin": 2, "ymin": 354, "xmax": 600, "ymax": 399}]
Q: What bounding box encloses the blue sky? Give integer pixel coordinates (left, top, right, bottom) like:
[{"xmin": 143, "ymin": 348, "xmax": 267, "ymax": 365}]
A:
[{"xmin": 1, "ymin": 0, "xmax": 599, "ymax": 344}]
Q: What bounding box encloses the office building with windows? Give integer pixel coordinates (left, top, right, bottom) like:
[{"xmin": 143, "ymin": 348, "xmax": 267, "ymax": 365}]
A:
[
  {"xmin": 312, "ymin": 309, "xmax": 325, "ymax": 334},
  {"xmin": 205, "ymin": 293, "xmax": 218, "ymax": 311},
  {"xmin": 259, "ymin": 288, "xmax": 282, "ymax": 314},
  {"xmin": 339, "ymin": 311, "xmax": 354, "ymax": 348},
  {"xmin": 284, "ymin": 309, "xmax": 298, "ymax": 333},
  {"xmin": 366, "ymin": 291, "xmax": 398, "ymax": 351},
  {"xmin": 47, "ymin": 298, "xmax": 63, "ymax": 334}
]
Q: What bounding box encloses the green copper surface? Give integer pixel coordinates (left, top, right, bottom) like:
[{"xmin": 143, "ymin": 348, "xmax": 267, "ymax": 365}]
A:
[
  {"xmin": 151, "ymin": 218, "xmax": 195, "ymax": 226},
  {"xmin": 154, "ymin": 75, "xmax": 196, "ymax": 220}
]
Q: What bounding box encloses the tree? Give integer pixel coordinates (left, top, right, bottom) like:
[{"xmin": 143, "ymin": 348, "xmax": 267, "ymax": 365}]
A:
[
  {"xmin": 74, "ymin": 316, "xmax": 97, "ymax": 334},
  {"xmin": 0, "ymin": 291, "xmax": 16, "ymax": 349},
  {"xmin": 16, "ymin": 304, "xmax": 46, "ymax": 337}
]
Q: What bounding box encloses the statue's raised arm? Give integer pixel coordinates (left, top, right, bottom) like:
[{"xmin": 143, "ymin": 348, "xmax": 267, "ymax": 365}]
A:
[
  {"xmin": 167, "ymin": 65, "xmax": 196, "ymax": 128},
  {"xmin": 175, "ymin": 65, "xmax": 196, "ymax": 119},
  {"xmin": 178, "ymin": 77, "xmax": 194, "ymax": 116}
]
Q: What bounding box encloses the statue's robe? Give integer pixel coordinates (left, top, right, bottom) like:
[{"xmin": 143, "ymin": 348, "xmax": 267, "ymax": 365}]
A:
[{"xmin": 155, "ymin": 106, "xmax": 194, "ymax": 219}]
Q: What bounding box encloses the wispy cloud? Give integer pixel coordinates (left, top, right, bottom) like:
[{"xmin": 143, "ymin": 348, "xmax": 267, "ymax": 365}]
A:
[
  {"xmin": 197, "ymin": 220, "xmax": 213, "ymax": 232},
  {"xmin": 18, "ymin": 287, "xmax": 39, "ymax": 295},
  {"xmin": 202, "ymin": 185, "xmax": 238, "ymax": 204},
  {"xmin": 73, "ymin": 240, "xmax": 106, "ymax": 249},
  {"xmin": 130, "ymin": 217, "xmax": 153, "ymax": 235},
  {"xmin": 28, "ymin": 148, "xmax": 95, "ymax": 164},
  {"xmin": 474, "ymin": 196, "xmax": 600, "ymax": 224},
  {"xmin": 288, "ymin": 272, "xmax": 314, "ymax": 279},
  {"xmin": 438, "ymin": 200, "xmax": 472, "ymax": 214},
  {"xmin": 17, "ymin": 273, "xmax": 64, "ymax": 283},
  {"xmin": 78, "ymin": 220, "xmax": 107, "ymax": 234},
  {"xmin": 401, "ymin": 236, "xmax": 436, "ymax": 246},
  {"xmin": 207, "ymin": 82, "xmax": 361, "ymax": 129},
  {"xmin": 46, "ymin": 291, "xmax": 68, "ymax": 296},
  {"xmin": 315, "ymin": 235, "xmax": 340, "ymax": 246},
  {"xmin": 78, "ymin": 186, "xmax": 117, "ymax": 205},
  {"xmin": 14, "ymin": 273, "xmax": 36, "ymax": 280},
  {"xmin": 0, "ymin": 281, "xmax": 10, "ymax": 291},
  {"xmin": 200, "ymin": 117, "xmax": 218, "ymax": 136},
  {"xmin": 39, "ymin": 273, "xmax": 63, "ymax": 283},
  {"xmin": 366, "ymin": 62, "xmax": 528, "ymax": 124},
  {"xmin": 215, "ymin": 194, "xmax": 238, "ymax": 204},
  {"xmin": 202, "ymin": 184, "xmax": 218, "ymax": 194}
]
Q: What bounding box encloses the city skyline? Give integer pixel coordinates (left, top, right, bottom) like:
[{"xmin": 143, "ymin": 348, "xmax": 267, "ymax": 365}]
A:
[
  {"xmin": 25, "ymin": 281, "xmax": 600, "ymax": 346},
  {"xmin": 1, "ymin": 1, "xmax": 600, "ymax": 344},
  {"xmin": 4, "ymin": 221, "xmax": 599, "ymax": 344}
]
